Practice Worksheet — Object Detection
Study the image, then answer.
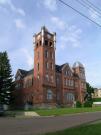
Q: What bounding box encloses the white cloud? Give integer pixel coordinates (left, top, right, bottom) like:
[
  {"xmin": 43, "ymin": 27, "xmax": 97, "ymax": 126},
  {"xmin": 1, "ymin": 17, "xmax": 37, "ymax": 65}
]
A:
[
  {"xmin": 0, "ymin": 0, "xmax": 25, "ymax": 16},
  {"xmin": 61, "ymin": 26, "xmax": 82, "ymax": 48},
  {"xmin": 42, "ymin": 0, "xmax": 57, "ymax": 11},
  {"xmin": 17, "ymin": 8, "xmax": 26, "ymax": 16},
  {"xmin": 14, "ymin": 19, "xmax": 26, "ymax": 29},
  {"xmin": 20, "ymin": 48, "xmax": 33, "ymax": 68},
  {"xmin": 51, "ymin": 16, "xmax": 66, "ymax": 30},
  {"xmin": 51, "ymin": 16, "xmax": 82, "ymax": 49}
]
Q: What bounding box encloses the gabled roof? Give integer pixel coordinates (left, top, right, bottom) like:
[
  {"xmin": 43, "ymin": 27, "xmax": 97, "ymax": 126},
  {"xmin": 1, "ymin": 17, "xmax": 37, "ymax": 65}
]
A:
[
  {"xmin": 16, "ymin": 69, "xmax": 34, "ymax": 78},
  {"xmin": 55, "ymin": 63, "xmax": 72, "ymax": 73},
  {"xmin": 18, "ymin": 69, "xmax": 28, "ymax": 76}
]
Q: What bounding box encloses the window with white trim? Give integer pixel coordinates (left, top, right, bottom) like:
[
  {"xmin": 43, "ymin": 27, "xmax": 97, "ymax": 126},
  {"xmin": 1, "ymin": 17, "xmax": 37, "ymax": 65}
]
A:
[{"xmin": 47, "ymin": 89, "xmax": 53, "ymax": 100}]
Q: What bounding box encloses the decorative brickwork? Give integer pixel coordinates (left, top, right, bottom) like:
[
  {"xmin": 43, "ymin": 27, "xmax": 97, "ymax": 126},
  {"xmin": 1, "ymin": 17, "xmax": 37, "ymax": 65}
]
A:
[{"xmin": 14, "ymin": 26, "xmax": 86, "ymax": 108}]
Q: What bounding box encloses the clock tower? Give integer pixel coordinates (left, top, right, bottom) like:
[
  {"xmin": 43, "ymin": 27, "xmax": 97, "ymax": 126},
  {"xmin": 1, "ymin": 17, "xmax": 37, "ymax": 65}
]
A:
[{"xmin": 33, "ymin": 26, "xmax": 56, "ymax": 106}]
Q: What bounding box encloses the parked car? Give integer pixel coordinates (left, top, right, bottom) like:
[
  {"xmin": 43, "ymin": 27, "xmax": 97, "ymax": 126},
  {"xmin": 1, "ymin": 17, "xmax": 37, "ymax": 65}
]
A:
[{"xmin": 0, "ymin": 104, "xmax": 4, "ymax": 116}]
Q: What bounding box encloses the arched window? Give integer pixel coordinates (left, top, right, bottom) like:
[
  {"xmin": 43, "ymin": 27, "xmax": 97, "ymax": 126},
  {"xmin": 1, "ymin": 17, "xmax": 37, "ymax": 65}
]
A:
[{"xmin": 47, "ymin": 89, "xmax": 53, "ymax": 100}]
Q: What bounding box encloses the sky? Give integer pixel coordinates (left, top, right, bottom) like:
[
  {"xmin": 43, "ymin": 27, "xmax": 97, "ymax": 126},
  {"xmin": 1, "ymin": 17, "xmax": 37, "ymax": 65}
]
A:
[{"xmin": 0, "ymin": 0, "xmax": 101, "ymax": 88}]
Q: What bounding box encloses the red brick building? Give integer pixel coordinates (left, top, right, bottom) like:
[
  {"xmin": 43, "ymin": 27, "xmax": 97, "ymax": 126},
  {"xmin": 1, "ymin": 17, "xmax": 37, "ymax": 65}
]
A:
[{"xmin": 15, "ymin": 26, "xmax": 86, "ymax": 108}]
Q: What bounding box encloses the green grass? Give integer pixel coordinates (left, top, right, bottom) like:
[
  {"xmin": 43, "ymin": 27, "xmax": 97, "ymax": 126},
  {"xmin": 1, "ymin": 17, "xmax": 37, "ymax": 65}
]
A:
[
  {"xmin": 44, "ymin": 123, "xmax": 101, "ymax": 135},
  {"xmin": 35, "ymin": 107, "xmax": 101, "ymax": 116},
  {"xmin": 93, "ymin": 98, "xmax": 101, "ymax": 102}
]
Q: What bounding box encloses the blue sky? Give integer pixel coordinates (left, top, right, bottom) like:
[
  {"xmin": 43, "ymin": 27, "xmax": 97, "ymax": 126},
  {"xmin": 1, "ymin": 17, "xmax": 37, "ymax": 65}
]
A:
[{"xmin": 0, "ymin": 0, "xmax": 101, "ymax": 87}]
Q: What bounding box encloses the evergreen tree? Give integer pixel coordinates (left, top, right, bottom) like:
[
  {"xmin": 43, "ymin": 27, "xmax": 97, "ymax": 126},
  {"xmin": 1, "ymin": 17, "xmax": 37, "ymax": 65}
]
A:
[{"xmin": 0, "ymin": 51, "xmax": 14, "ymax": 105}]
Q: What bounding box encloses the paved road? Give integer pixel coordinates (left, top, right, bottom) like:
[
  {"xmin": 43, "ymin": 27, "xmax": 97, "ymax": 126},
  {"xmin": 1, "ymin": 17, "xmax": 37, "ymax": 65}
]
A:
[{"xmin": 0, "ymin": 112, "xmax": 101, "ymax": 135}]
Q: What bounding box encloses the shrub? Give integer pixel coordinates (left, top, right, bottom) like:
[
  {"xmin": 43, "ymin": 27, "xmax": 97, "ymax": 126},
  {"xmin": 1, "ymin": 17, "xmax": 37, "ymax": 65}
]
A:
[
  {"xmin": 76, "ymin": 101, "xmax": 82, "ymax": 108},
  {"xmin": 84, "ymin": 101, "xmax": 92, "ymax": 107}
]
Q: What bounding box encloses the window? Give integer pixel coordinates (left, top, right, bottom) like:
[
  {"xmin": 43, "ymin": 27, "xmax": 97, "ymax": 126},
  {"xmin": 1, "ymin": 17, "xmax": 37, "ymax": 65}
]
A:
[
  {"xmin": 50, "ymin": 42, "xmax": 52, "ymax": 47},
  {"xmin": 24, "ymin": 79, "xmax": 32, "ymax": 88},
  {"xmin": 37, "ymin": 63, "xmax": 39, "ymax": 71},
  {"xmin": 65, "ymin": 71, "xmax": 68, "ymax": 76},
  {"xmin": 36, "ymin": 43, "xmax": 38, "ymax": 47},
  {"xmin": 50, "ymin": 62, "xmax": 53, "ymax": 70},
  {"xmin": 70, "ymin": 80, "xmax": 74, "ymax": 86},
  {"xmin": 40, "ymin": 40, "xmax": 41, "ymax": 45},
  {"xmin": 50, "ymin": 52, "xmax": 54, "ymax": 59},
  {"xmin": 37, "ymin": 74, "xmax": 40, "ymax": 80},
  {"xmin": 68, "ymin": 79, "xmax": 70, "ymax": 86},
  {"xmin": 66, "ymin": 79, "xmax": 68, "ymax": 86},
  {"xmin": 46, "ymin": 62, "xmax": 49, "ymax": 69},
  {"xmin": 66, "ymin": 93, "xmax": 75, "ymax": 102},
  {"xmin": 64, "ymin": 78, "xmax": 66, "ymax": 86},
  {"xmin": 45, "ymin": 40, "xmax": 48, "ymax": 46},
  {"xmin": 15, "ymin": 83, "xmax": 21, "ymax": 89},
  {"xmin": 47, "ymin": 89, "xmax": 53, "ymax": 100},
  {"xmin": 45, "ymin": 50, "xmax": 48, "ymax": 58},
  {"xmin": 16, "ymin": 75, "xmax": 21, "ymax": 81},
  {"xmin": 82, "ymin": 82, "xmax": 84, "ymax": 88},
  {"xmin": 45, "ymin": 74, "xmax": 49, "ymax": 81},
  {"xmin": 56, "ymin": 78, "xmax": 59, "ymax": 84}
]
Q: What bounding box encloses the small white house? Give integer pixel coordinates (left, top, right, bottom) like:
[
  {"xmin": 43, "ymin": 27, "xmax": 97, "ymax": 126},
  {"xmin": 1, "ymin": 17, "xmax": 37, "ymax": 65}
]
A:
[{"xmin": 92, "ymin": 88, "xmax": 101, "ymax": 98}]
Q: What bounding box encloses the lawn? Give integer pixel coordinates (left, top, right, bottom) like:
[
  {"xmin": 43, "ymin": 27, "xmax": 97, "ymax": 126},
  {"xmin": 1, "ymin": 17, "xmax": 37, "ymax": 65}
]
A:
[
  {"xmin": 44, "ymin": 123, "xmax": 101, "ymax": 135},
  {"xmin": 35, "ymin": 107, "xmax": 101, "ymax": 116},
  {"xmin": 93, "ymin": 98, "xmax": 101, "ymax": 102}
]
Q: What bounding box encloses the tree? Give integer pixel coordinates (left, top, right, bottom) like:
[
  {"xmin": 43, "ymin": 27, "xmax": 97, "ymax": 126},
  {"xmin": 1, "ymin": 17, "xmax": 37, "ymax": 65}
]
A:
[
  {"xmin": 0, "ymin": 51, "xmax": 14, "ymax": 105},
  {"xmin": 84, "ymin": 82, "xmax": 94, "ymax": 101}
]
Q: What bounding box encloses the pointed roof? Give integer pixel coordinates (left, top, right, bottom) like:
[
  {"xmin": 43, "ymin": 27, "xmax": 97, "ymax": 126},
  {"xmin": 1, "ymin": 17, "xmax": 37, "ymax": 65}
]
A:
[
  {"xmin": 41, "ymin": 26, "xmax": 49, "ymax": 32},
  {"xmin": 73, "ymin": 61, "xmax": 84, "ymax": 68},
  {"xmin": 15, "ymin": 69, "xmax": 34, "ymax": 78},
  {"xmin": 18, "ymin": 69, "xmax": 28, "ymax": 76},
  {"xmin": 55, "ymin": 63, "xmax": 72, "ymax": 73}
]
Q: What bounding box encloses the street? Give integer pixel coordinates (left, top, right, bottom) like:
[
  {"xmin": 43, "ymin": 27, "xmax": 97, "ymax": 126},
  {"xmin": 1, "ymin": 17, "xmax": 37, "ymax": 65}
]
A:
[{"xmin": 0, "ymin": 112, "xmax": 101, "ymax": 135}]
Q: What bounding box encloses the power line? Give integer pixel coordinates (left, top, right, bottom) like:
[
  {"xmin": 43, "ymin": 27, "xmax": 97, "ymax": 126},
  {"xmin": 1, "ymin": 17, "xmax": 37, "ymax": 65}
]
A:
[
  {"xmin": 86, "ymin": 0, "xmax": 101, "ymax": 14},
  {"xmin": 57, "ymin": 0, "xmax": 101, "ymax": 27},
  {"xmin": 81, "ymin": 0, "xmax": 101, "ymax": 15},
  {"xmin": 75, "ymin": 0, "xmax": 101, "ymax": 18}
]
